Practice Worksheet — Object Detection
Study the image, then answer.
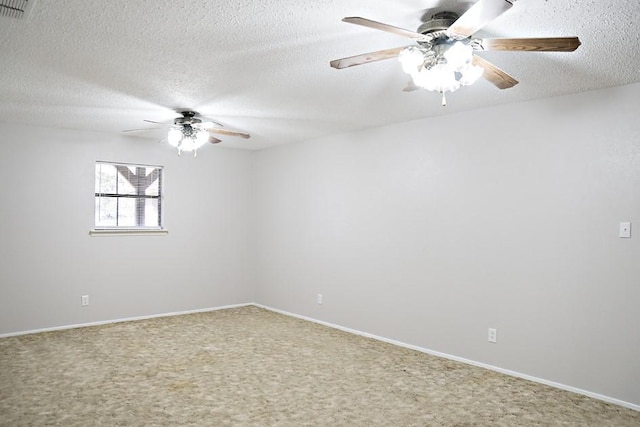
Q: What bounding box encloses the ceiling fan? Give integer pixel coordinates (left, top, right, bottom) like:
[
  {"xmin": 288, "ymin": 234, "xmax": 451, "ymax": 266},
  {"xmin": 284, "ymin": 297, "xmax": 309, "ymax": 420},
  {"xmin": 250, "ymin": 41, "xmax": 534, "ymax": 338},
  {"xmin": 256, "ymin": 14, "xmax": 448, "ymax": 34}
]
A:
[
  {"xmin": 330, "ymin": 0, "xmax": 581, "ymax": 106},
  {"xmin": 124, "ymin": 110, "xmax": 250, "ymax": 156}
]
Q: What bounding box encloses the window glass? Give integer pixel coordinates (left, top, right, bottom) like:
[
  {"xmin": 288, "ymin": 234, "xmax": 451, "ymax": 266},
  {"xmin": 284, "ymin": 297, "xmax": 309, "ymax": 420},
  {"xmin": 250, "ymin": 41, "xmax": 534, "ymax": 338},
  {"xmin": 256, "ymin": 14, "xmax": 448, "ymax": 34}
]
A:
[{"xmin": 94, "ymin": 162, "xmax": 163, "ymax": 229}]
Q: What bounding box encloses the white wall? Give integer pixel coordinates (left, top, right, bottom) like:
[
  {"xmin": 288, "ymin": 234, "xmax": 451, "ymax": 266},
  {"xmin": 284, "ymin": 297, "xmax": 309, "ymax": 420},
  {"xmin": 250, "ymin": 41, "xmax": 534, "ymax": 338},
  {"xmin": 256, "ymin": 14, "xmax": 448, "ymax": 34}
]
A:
[
  {"xmin": 253, "ymin": 83, "xmax": 640, "ymax": 406},
  {"xmin": 0, "ymin": 124, "xmax": 255, "ymax": 334}
]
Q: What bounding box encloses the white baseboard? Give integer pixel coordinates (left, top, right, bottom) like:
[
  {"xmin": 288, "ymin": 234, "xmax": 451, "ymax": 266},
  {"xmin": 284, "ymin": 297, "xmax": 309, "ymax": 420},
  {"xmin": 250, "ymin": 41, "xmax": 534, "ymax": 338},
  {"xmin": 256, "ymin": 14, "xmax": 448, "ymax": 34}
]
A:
[
  {"xmin": 253, "ymin": 303, "xmax": 640, "ymax": 412},
  {"xmin": 0, "ymin": 302, "xmax": 253, "ymax": 339}
]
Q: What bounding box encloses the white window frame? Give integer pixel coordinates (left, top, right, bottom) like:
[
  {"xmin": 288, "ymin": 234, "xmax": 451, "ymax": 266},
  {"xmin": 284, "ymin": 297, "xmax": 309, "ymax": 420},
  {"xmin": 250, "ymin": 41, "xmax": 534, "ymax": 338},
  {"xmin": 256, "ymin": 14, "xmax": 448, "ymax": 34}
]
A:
[{"xmin": 90, "ymin": 161, "xmax": 167, "ymax": 236}]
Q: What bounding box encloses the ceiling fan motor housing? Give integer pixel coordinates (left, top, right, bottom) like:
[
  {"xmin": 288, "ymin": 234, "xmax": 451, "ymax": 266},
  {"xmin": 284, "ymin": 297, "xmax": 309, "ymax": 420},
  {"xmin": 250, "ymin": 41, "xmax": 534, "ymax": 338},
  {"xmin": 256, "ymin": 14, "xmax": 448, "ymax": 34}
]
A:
[
  {"xmin": 417, "ymin": 12, "xmax": 463, "ymax": 49},
  {"xmin": 174, "ymin": 111, "xmax": 201, "ymax": 126},
  {"xmin": 418, "ymin": 12, "xmax": 458, "ymax": 35}
]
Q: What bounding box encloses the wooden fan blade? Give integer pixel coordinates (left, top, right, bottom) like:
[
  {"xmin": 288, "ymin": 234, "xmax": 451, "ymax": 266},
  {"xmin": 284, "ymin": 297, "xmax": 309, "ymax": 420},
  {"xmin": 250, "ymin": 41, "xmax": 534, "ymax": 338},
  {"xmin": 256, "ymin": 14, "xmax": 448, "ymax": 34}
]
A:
[
  {"xmin": 481, "ymin": 37, "xmax": 581, "ymax": 52},
  {"xmin": 342, "ymin": 17, "xmax": 424, "ymax": 39},
  {"xmin": 208, "ymin": 128, "xmax": 250, "ymax": 139},
  {"xmin": 330, "ymin": 47, "xmax": 406, "ymax": 69},
  {"xmin": 448, "ymin": 0, "xmax": 513, "ymax": 38},
  {"xmin": 209, "ymin": 136, "xmax": 222, "ymax": 144},
  {"xmin": 472, "ymin": 55, "xmax": 518, "ymax": 89}
]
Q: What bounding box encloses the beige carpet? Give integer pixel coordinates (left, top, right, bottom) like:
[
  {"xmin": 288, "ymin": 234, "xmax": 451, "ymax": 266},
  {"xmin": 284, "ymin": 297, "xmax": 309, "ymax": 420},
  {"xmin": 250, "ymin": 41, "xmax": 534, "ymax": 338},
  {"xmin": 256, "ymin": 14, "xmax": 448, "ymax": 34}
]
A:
[{"xmin": 0, "ymin": 306, "xmax": 638, "ymax": 426}]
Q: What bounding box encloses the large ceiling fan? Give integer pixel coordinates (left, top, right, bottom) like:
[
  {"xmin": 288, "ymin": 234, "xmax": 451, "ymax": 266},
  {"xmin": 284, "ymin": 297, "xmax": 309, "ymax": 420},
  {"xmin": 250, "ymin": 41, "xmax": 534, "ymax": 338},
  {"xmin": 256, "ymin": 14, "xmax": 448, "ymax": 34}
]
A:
[
  {"xmin": 330, "ymin": 0, "xmax": 581, "ymax": 106},
  {"xmin": 124, "ymin": 110, "xmax": 250, "ymax": 156}
]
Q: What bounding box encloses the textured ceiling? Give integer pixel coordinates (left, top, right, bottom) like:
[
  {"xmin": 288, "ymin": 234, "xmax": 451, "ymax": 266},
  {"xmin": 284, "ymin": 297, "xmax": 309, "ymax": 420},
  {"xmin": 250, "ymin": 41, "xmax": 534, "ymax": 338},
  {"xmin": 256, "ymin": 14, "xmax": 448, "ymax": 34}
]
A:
[{"xmin": 1, "ymin": 0, "xmax": 639, "ymax": 150}]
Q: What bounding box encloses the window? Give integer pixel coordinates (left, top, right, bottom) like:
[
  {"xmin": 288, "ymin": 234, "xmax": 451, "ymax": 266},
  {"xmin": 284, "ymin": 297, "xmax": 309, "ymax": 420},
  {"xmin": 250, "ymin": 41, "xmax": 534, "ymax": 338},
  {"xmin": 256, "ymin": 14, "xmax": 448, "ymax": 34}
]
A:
[{"xmin": 94, "ymin": 161, "xmax": 164, "ymax": 230}]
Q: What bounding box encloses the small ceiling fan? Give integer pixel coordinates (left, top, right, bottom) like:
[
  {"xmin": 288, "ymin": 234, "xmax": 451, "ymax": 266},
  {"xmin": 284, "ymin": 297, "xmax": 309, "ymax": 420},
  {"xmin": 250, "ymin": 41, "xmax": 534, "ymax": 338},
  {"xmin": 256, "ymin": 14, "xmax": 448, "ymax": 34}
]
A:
[
  {"xmin": 124, "ymin": 110, "xmax": 250, "ymax": 156},
  {"xmin": 330, "ymin": 0, "xmax": 581, "ymax": 106}
]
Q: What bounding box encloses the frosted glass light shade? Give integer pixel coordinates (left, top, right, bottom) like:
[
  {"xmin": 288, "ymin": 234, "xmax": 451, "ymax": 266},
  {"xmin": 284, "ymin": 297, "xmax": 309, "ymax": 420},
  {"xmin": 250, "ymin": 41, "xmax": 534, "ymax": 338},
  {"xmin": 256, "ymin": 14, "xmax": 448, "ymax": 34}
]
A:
[
  {"xmin": 398, "ymin": 46, "xmax": 425, "ymax": 74},
  {"xmin": 459, "ymin": 64, "xmax": 484, "ymax": 86},
  {"xmin": 167, "ymin": 128, "xmax": 182, "ymax": 147},
  {"xmin": 178, "ymin": 129, "xmax": 209, "ymax": 152},
  {"xmin": 413, "ymin": 63, "xmax": 461, "ymax": 93},
  {"xmin": 444, "ymin": 42, "xmax": 473, "ymax": 71}
]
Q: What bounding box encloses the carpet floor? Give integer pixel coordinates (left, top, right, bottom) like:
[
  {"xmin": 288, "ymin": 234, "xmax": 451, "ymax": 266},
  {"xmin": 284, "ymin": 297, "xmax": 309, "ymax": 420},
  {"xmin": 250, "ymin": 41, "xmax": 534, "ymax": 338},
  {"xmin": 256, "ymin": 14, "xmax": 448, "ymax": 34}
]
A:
[{"xmin": 0, "ymin": 306, "xmax": 638, "ymax": 426}]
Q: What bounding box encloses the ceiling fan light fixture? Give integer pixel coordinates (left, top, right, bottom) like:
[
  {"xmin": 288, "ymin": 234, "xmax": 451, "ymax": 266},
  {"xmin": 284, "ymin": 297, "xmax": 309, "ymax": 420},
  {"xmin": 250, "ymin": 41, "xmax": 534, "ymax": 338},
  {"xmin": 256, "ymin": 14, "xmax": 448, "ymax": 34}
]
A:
[
  {"xmin": 167, "ymin": 126, "xmax": 209, "ymax": 156},
  {"xmin": 401, "ymin": 40, "xmax": 483, "ymax": 106}
]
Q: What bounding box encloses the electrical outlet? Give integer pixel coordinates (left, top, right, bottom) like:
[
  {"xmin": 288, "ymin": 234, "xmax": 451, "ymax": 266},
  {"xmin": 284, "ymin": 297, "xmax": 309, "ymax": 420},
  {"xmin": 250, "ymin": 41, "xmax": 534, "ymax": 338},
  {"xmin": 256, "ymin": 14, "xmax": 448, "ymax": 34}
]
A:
[
  {"xmin": 619, "ymin": 222, "xmax": 631, "ymax": 238},
  {"xmin": 317, "ymin": 293, "xmax": 323, "ymax": 305},
  {"xmin": 488, "ymin": 328, "xmax": 497, "ymax": 343},
  {"xmin": 81, "ymin": 295, "xmax": 89, "ymax": 307}
]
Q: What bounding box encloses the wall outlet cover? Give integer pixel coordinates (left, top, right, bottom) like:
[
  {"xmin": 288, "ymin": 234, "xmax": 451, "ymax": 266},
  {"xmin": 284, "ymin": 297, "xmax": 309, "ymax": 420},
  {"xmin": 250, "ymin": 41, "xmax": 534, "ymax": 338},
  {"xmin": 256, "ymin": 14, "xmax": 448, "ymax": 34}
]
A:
[{"xmin": 619, "ymin": 222, "xmax": 631, "ymax": 238}]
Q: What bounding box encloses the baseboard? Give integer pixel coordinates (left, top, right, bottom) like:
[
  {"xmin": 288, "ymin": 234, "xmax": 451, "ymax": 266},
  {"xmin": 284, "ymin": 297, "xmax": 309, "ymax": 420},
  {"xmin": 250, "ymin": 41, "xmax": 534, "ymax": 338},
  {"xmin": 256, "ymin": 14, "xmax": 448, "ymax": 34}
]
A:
[
  {"xmin": 0, "ymin": 302, "xmax": 253, "ymax": 338},
  {"xmin": 253, "ymin": 303, "xmax": 640, "ymax": 412}
]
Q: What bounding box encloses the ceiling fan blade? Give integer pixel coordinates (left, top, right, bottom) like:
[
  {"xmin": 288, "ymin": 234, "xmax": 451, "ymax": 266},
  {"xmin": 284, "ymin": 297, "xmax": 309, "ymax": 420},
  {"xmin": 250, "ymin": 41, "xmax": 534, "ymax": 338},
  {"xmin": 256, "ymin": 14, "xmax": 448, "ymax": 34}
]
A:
[
  {"xmin": 208, "ymin": 128, "xmax": 251, "ymax": 139},
  {"xmin": 472, "ymin": 55, "xmax": 518, "ymax": 89},
  {"xmin": 122, "ymin": 127, "xmax": 161, "ymax": 133},
  {"xmin": 342, "ymin": 17, "xmax": 424, "ymax": 39},
  {"xmin": 209, "ymin": 136, "xmax": 222, "ymax": 144},
  {"xmin": 330, "ymin": 47, "xmax": 406, "ymax": 69},
  {"xmin": 481, "ymin": 37, "xmax": 581, "ymax": 52},
  {"xmin": 448, "ymin": 0, "xmax": 513, "ymax": 38},
  {"xmin": 201, "ymin": 120, "xmax": 225, "ymax": 128}
]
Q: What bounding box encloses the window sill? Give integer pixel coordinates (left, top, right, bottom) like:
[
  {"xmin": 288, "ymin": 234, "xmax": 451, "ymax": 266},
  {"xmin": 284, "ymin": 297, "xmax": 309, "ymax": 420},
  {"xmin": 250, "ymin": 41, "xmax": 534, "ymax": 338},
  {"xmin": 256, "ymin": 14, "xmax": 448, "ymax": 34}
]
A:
[{"xmin": 89, "ymin": 229, "xmax": 168, "ymax": 237}]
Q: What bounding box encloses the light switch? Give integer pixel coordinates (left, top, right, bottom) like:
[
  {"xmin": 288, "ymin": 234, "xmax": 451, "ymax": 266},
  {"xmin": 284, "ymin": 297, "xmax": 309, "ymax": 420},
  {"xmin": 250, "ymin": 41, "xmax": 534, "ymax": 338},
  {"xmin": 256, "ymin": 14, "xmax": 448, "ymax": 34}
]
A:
[{"xmin": 619, "ymin": 222, "xmax": 631, "ymax": 238}]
